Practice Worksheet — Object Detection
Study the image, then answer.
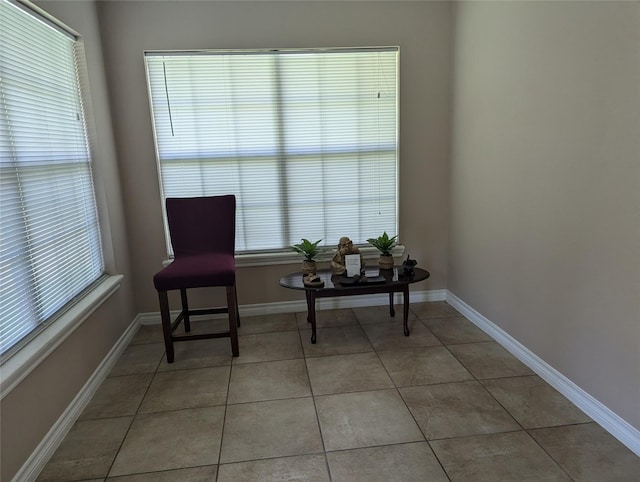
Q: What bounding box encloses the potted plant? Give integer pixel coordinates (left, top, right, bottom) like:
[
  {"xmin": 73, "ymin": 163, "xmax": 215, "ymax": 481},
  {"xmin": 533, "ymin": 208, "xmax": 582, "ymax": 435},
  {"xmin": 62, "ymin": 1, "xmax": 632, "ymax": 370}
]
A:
[
  {"xmin": 290, "ymin": 238, "xmax": 323, "ymax": 274},
  {"xmin": 367, "ymin": 231, "xmax": 398, "ymax": 269}
]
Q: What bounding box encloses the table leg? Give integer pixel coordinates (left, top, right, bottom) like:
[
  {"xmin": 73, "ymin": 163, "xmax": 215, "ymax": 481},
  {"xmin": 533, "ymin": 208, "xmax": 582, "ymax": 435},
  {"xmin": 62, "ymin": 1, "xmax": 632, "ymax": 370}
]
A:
[
  {"xmin": 389, "ymin": 292, "xmax": 395, "ymax": 317},
  {"xmin": 403, "ymin": 286, "xmax": 410, "ymax": 336},
  {"xmin": 308, "ymin": 292, "xmax": 317, "ymax": 344}
]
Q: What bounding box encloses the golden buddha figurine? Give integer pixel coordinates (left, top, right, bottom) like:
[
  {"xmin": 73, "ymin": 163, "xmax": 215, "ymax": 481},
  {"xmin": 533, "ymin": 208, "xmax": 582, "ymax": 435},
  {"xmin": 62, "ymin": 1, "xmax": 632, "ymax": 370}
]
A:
[{"xmin": 330, "ymin": 236, "xmax": 365, "ymax": 275}]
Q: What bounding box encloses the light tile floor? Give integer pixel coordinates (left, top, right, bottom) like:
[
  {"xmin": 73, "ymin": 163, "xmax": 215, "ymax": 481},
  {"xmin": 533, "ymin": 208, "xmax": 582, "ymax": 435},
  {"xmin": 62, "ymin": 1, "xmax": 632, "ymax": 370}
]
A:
[{"xmin": 37, "ymin": 302, "xmax": 640, "ymax": 481}]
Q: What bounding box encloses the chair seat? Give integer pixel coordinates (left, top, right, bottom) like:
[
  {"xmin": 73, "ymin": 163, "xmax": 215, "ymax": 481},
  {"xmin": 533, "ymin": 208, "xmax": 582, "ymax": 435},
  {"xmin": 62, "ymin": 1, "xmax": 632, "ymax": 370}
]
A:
[{"xmin": 154, "ymin": 253, "xmax": 235, "ymax": 291}]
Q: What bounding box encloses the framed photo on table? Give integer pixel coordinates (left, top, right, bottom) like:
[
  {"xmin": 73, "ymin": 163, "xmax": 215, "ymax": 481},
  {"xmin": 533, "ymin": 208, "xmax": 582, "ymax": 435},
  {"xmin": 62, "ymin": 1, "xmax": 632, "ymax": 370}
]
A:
[{"xmin": 345, "ymin": 254, "xmax": 361, "ymax": 277}]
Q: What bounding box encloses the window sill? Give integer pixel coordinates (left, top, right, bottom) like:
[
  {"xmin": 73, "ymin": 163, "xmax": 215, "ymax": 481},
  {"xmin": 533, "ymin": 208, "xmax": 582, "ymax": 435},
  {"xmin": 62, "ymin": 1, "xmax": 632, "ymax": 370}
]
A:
[
  {"xmin": 0, "ymin": 274, "xmax": 123, "ymax": 399},
  {"xmin": 163, "ymin": 245, "xmax": 406, "ymax": 268},
  {"xmin": 237, "ymin": 244, "xmax": 407, "ymax": 267}
]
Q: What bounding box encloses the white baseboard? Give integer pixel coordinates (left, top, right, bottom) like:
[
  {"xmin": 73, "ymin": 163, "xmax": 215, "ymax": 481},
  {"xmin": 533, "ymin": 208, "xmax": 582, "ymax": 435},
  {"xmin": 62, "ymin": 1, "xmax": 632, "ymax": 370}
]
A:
[
  {"xmin": 139, "ymin": 289, "xmax": 447, "ymax": 325},
  {"xmin": 445, "ymin": 290, "xmax": 640, "ymax": 458},
  {"xmin": 13, "ymin": 316, "xmax": 141, "ymax": 482}
]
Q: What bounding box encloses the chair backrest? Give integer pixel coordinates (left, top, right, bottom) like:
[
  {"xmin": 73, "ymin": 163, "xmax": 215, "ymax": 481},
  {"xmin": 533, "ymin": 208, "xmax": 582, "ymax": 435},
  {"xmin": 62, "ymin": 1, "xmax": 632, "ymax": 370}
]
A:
[{"xmin": 166, "ymin": 195, "xmax": 236, "ymax": 257}]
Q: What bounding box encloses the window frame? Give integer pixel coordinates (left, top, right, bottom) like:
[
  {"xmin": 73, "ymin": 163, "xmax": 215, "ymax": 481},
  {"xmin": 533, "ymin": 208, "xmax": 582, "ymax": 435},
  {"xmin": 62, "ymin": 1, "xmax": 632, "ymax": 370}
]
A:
[
  {"xmin": 144, "ymin": 47, "xmax": 401, "ymax": 258},
  {"xmin": 0, "ymin": 0, "xmax": 121, "ymax": 395}
]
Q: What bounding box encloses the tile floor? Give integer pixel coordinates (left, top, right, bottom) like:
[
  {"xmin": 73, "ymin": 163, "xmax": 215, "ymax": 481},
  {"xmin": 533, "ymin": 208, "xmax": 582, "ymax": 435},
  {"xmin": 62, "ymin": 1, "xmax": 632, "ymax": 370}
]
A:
[{"xmin": 37, "ymin": 302, "xmax": 640, "ymax": 481}]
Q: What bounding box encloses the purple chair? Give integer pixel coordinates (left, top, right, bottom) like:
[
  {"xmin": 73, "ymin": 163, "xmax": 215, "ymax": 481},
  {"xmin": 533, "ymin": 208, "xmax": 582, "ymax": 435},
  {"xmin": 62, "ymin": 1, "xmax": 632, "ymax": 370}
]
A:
[{"xmin": 153, "ymin": 195, "xmax": 240, "ymax": 363}]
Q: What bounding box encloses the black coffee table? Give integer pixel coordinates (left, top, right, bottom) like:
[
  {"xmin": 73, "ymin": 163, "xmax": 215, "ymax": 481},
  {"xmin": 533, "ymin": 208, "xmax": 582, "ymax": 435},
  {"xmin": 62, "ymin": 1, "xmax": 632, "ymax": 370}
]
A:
[{"xmin": 279, "ymin": 266, "xmax": 429, "ymax": 343}]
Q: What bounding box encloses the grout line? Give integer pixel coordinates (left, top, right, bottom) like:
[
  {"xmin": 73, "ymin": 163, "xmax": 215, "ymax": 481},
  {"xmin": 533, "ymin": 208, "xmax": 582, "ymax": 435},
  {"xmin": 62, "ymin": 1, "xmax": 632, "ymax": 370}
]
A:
[
  {"xmin": 43, "ymin": 305, "xmax": 631, "ymax": 480},
  {"xmin": 103, "ymin": 348, "xmax": 162, "ymax": 479},
  {"xmin": 214, "ymin": 353, "xmax": 234, "ymax": 481},
  {"xmin": 298, "ymin": 319, "xmax": 334, "ymax": 481}
]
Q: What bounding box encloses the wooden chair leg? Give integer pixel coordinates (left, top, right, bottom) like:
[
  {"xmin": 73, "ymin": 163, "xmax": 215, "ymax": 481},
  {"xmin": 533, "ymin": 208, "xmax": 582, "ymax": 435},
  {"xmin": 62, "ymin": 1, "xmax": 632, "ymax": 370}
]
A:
[
  {"xmin": 235, "ymin": 286, "xmax": 241, "ymax": 327},
  {"xmin": 226, "ymin": 285, "xmax": 240, "ymax": 357},
  {"xmin": 180, "ymin": 288, "xmax": 191, "ymax": 332},
  {"xmin": 158, "ymin": 290, "xmax": 175, "ymax": 363}
]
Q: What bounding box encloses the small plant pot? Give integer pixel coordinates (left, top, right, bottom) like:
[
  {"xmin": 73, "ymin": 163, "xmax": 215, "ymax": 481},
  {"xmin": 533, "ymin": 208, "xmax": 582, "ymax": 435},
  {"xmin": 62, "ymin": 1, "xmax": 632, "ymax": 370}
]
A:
[
  {"xmin": 378, "ymin": 254, "xmax": 394, "ymax": 270},
  {"xmin": 301, "ymin": 260, "xmax": 317, "ymax": 275}
]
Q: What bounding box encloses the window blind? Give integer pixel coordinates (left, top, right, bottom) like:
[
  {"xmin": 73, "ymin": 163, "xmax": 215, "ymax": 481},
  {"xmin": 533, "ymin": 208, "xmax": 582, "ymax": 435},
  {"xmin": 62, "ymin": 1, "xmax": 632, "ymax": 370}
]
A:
[
  {"xmin": 0, "ymin": 0, "xmax": 104, "ymax": 357},
  {"xmin": 145, "ymin": 48, "xmax": 398, "ymax": 254}
]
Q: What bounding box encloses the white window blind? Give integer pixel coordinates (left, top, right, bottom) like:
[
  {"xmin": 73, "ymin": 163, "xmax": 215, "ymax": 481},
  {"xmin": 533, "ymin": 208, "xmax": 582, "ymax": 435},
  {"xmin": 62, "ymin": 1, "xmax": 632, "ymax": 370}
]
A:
[
  {"xmin": 0, "ymin": 0, "xmax": 104, "ymax": 357},
  {"xmin": 145, "ymin": 47, "xmax": 398, "ymax": 254}
]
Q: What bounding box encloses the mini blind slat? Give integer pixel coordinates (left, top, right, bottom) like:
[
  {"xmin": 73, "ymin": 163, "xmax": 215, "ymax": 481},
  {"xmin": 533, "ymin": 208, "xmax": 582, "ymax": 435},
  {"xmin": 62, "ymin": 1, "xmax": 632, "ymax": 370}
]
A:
[
  {"xmin": 145, "ymin": 48, "xmax": 397, "ymax": 254},
  {"xmin": 0, "ymin": 0, "xmax": 104, "ymax": 357}
]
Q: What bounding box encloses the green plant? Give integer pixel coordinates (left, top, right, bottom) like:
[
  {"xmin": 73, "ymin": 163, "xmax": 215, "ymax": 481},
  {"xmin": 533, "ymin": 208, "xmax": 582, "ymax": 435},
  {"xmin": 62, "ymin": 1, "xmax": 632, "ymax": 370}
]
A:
[
  {"xmin": 367, "ymin": 232, "xmax": 398, "ymax": 256},
  {"xmin": 290, "ymin": 238, "xmax": 323, "ymax": 261}
]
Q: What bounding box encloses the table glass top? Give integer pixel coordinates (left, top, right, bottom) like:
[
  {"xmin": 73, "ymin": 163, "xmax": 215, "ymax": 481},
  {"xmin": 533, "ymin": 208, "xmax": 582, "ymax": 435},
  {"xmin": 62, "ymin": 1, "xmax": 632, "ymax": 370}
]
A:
[{"xmin": 279, "ymin": 266, "xmax": 429, "ymax": 291}]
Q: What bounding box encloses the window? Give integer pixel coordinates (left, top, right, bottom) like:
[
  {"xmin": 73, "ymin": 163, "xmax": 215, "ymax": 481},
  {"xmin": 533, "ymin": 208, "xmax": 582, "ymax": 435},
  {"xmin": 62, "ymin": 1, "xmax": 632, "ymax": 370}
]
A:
[
  {"xmin": 145, "ymin": 47, "xmax": 398, "ymax": 255},
  {"xmin": 0, "ymin": 0, "xmax": 104, "ymax": 358}
]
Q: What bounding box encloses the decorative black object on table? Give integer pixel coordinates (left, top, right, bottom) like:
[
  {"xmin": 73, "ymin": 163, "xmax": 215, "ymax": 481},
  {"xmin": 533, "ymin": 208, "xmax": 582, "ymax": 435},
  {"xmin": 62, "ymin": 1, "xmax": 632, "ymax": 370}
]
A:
[{"xmin": 279, "ymin": 266, "xmax": 429, "ymax": 344}]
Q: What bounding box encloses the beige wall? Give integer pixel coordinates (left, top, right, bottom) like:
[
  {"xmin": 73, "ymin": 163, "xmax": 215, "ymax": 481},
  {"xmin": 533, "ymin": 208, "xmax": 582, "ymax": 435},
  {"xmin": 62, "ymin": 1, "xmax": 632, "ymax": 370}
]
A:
[
  {"xmin": 95, "ymin": 0, "xmax": 452, "ymax": 312},
  {"xmin": 2, "ymin": 3, "xmax": 451, "ymax": 477},
  {"xmin": 0, "ymin": 1, "xmax": 137, "ymax": 480},
  {"xmin": 449, "ymin": 1, "xmax": 640, "ymax": 429},
  {"xmin": 2, "ymin": 2, "xmax": 450, "ymax": 478},
  {"xmin": 7, "ymin": 0, "xmax": 638, "ymax": 479}
]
